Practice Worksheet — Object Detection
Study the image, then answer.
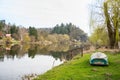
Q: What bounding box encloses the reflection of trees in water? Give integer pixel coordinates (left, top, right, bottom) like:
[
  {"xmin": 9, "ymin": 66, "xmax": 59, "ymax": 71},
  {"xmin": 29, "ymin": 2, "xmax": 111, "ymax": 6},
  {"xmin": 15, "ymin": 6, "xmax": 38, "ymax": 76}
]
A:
[
  {"xmin": 0, "ymin": 44, "xmax": 35, "ymax": 60},
  {"xmin": 27, "ymin": 44, "xmax": 80, "ymax": 60},
  {"xmin": 50, "ymin": 47, "xmax": 83, "ymax": 61},
  {"xmin": 0, "ymin": 44, "xmax": 24, "ymax": 61},
  {"xmin": 21, "ymin": 44, "xmax": 30, "ymax": 54},
  {"xmin": 50, "ymin": 51, "xmax": 74, "ymax": 61},
  {"xmin": 49, "ymin": 52, "xmax": 63, "ymax": 60},
  {"xmin": 6, "ymin": 45, "xmax": 21, "ymax": 59},
  {"xmin": 67, "ymin": 47, "xmax": 83, "ymax": 60},
  {"xmin": 47, "ymin": 43, "xmax": 70, "ymax": 52},
  {"xmin": 28, "ymin": 45, "xmax": 38, "ymax": 58},
  {"xmin": 0, "ymin": 46, "xmax": 5, "ymax": 61},
  {"xmin": 0, "ymin": 43, "xmax": 83, "ymax": 61}
]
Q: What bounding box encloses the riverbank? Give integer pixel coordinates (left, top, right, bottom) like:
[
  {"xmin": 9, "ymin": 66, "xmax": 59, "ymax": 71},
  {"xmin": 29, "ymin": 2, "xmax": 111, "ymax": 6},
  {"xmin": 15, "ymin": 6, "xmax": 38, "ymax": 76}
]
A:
[{"xmin": 34, "ymin": 51, "xmax": 120, "ymax": 80}]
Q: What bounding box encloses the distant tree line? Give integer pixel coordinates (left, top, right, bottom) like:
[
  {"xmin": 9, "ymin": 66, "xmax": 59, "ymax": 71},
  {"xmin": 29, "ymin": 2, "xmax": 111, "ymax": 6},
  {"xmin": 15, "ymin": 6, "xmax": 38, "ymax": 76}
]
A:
[
  {"xmin": 52, "ymin": 23, "xmax": 88, "ymax": 42},
  {"xmin": 0, "ymin": 20, "xmax": 88, "ymax": 44}
]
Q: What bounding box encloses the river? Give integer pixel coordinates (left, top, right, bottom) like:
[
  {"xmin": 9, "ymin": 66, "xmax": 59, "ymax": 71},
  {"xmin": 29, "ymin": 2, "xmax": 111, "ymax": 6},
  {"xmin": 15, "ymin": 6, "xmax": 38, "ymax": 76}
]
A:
[{"xmin": 0, "ymin": 44, "xmax": 80, "ymax": 80}]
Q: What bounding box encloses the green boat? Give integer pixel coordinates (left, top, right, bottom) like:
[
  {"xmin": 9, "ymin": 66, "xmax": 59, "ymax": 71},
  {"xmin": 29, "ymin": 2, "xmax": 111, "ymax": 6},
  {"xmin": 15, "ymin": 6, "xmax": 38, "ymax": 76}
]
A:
[{"xmin": 90, "ymin": 52, "xmax": 108, "ymax": 65}]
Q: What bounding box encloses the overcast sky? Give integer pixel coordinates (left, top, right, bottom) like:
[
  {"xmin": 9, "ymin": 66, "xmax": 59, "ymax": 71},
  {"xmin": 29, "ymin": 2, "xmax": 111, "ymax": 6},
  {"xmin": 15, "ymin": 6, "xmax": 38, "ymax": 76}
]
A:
[{"xmin": 0, "ymin": 0, "xmax": 92, "ymax": 34}]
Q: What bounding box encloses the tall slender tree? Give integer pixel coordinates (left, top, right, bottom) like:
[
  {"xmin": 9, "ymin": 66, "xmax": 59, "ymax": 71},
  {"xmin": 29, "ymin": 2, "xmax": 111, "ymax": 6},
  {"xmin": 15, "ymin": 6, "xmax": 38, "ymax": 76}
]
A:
[
  {"xmin": 103, "ymin": 0, "xmax": 120, "ymax": 48},
  {"xmin": 90, "ymin": 0, "xmax": 120, "ymax": 48}
]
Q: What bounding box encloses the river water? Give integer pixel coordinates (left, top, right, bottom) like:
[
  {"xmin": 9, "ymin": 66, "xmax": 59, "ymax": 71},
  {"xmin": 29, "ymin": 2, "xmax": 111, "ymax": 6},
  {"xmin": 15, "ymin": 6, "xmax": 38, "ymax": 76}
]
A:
[{"xmin": 0, "ymin": 44, "xmax": 79, "ymax": 80}]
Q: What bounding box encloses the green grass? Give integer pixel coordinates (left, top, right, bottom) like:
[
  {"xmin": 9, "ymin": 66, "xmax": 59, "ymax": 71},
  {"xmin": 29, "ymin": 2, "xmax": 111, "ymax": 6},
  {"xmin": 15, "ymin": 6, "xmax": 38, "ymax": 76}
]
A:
[{"xmin": 34, "ymin": 52, "xmax": 120, "ymax": 80}]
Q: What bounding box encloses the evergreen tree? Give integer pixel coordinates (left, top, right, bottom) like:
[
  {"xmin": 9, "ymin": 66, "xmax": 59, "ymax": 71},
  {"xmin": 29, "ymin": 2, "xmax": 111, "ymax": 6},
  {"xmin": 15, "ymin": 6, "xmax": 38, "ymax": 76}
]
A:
[
  {"xmin": 52, "ymin": 23, "xmax": 88, "ymax": 42},
  {"xmin": 28, "ymin": 26, "xmax": 38, "ymax": 40}
]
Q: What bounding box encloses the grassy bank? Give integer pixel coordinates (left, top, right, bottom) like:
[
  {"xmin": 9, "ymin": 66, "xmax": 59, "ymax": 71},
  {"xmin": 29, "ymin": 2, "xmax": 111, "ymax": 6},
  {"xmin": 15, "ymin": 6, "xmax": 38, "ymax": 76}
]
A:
[{"xmin": 34, "ymin": 51, "xmax": 120, "ymax": 80}]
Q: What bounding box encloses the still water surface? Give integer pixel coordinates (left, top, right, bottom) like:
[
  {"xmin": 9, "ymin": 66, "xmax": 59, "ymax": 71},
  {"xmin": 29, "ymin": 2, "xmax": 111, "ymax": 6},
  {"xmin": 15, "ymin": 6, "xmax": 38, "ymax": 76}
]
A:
[
  {"xmin": 0, "ymin": 44, "xmax": 79, "ymax": 80},
  {"xmin": 0, "ymin": 55, "xmax": 62, "ymax": 80}
]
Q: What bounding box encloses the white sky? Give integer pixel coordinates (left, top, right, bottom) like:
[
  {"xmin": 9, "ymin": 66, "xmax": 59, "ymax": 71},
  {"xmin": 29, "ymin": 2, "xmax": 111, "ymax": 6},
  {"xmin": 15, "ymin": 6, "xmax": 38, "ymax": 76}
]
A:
[{"xmin": 0, "ymin": 0, "xmax": 92, "ymax": 34}]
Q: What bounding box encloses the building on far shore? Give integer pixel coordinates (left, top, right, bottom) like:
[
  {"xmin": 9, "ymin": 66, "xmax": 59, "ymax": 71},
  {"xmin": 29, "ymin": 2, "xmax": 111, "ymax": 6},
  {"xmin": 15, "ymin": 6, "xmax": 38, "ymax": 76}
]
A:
[{"xmin": 6, "ymin": 34, "xmax": 11, "ymax": 38}]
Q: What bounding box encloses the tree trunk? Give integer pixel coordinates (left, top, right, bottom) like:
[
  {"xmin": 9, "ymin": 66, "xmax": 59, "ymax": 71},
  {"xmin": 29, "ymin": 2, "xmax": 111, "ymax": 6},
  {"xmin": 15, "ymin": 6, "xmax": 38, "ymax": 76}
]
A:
[{"xmin": 104, "ymin": 1, "xmax": 115, "ymax": 49}]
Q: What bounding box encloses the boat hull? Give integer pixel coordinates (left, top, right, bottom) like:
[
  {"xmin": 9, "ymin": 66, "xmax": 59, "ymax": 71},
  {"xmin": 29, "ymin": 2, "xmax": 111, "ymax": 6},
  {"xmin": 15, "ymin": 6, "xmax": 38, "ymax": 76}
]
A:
[{"xmin": 90, "ymin": 52, "xmax": 108, "ymax": 66}]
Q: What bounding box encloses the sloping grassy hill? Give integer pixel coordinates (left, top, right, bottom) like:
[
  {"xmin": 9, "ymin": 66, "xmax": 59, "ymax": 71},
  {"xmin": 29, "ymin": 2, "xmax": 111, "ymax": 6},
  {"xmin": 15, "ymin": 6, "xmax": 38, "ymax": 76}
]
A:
[{"xmin": 34, "ymin": 52, "xmax": 120, "ymax": 80}]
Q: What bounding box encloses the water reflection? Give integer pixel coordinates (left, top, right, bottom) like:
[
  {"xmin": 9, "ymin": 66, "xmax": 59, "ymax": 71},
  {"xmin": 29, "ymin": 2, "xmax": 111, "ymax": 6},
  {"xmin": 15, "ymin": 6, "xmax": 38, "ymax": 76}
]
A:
[
  {"xmin": 0, "ymin": 44, "xmax": 83, "ymax": 62},
  {"xmin": 0, "ymin": 44, "xmax": 83, "ymax": 80}
]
